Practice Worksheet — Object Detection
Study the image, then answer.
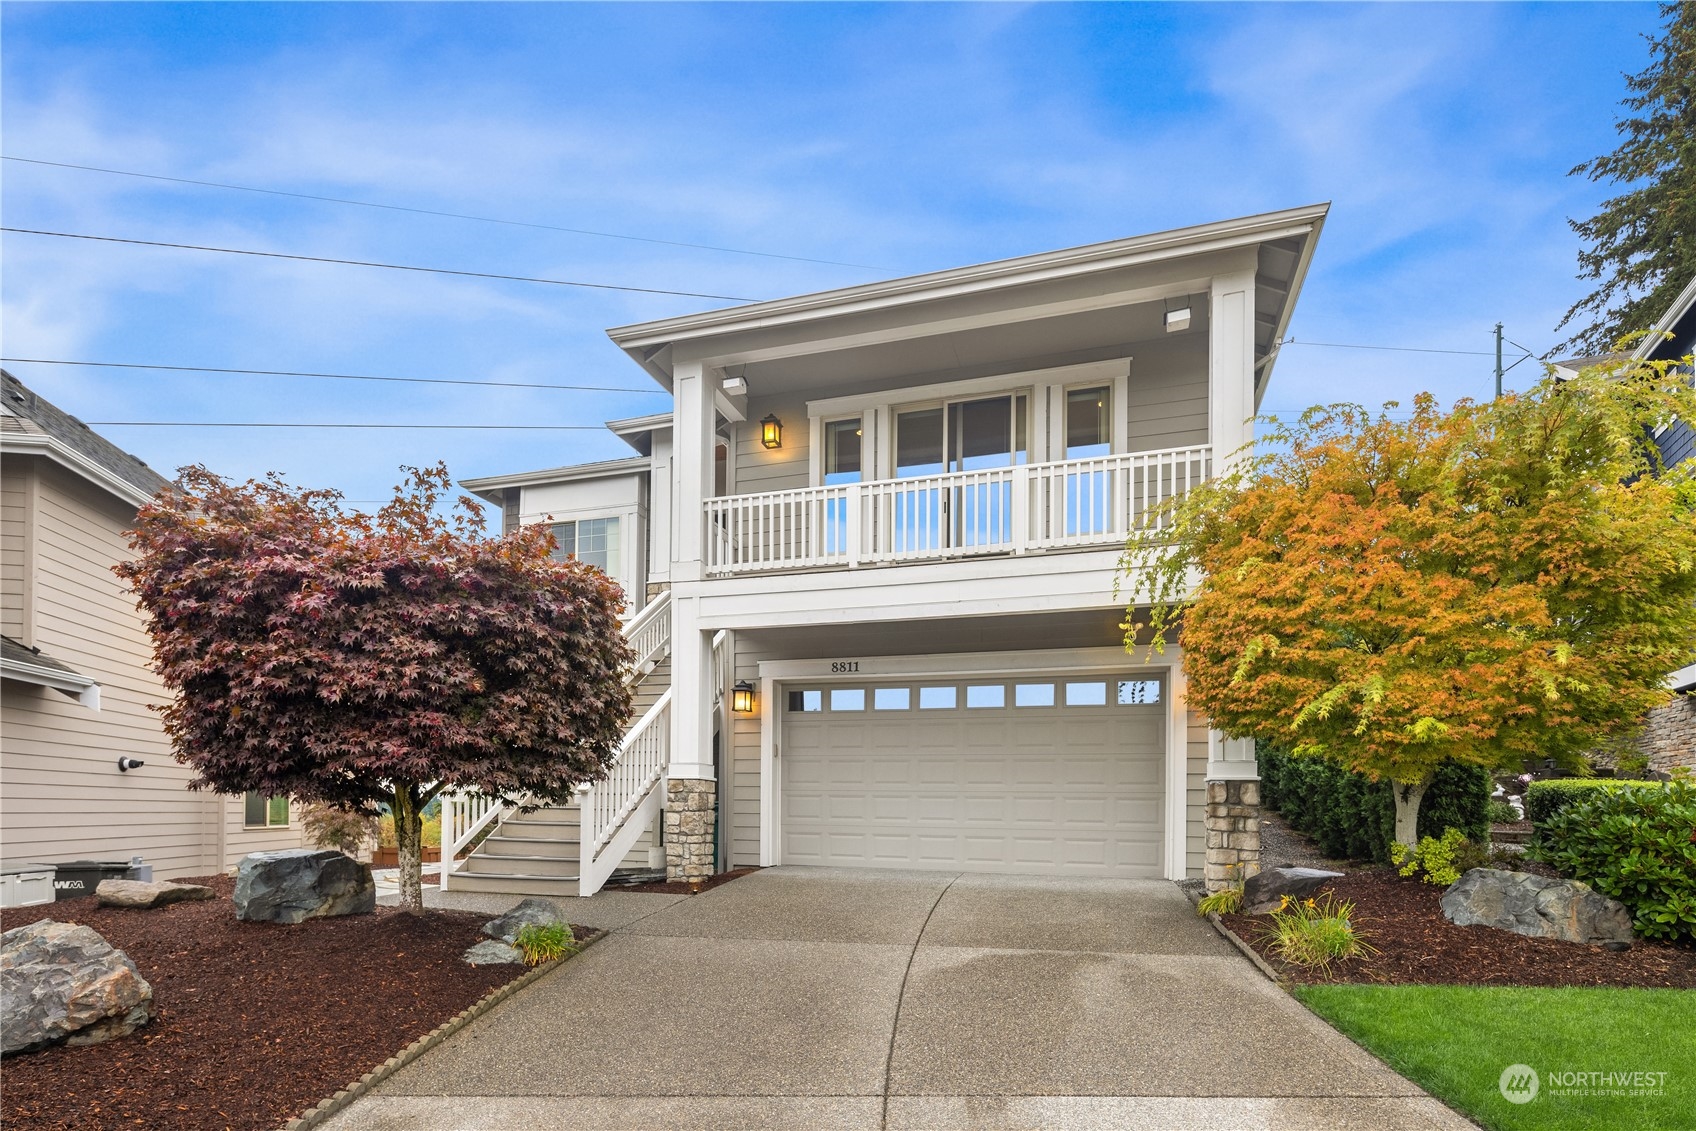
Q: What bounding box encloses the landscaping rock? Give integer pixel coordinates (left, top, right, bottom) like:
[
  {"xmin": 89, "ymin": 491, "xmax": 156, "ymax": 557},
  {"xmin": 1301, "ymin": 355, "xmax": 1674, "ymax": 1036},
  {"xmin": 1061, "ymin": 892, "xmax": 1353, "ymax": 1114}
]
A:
[
  {"xmin": 233, "ymin": 849, "xmax": 375, "ymax": 925},
  {"xmin": 1, "ymin": 921, "xmax": 153, "ymax": 1055},
  {"xmin": 463, "ymin": 940, "xmax": 524, "ymax": 966},
  {"xmin": 95, "ymin": 879, "xmax": 215, "ymax": 910},
  {"xmin": 1441, "ymin": 868, "xmax": 1634, "ymax": 947},
  {"xmin": 1241, "ymin": 866, "xmax": 1345, "ymax": 915},
  {"xmin": 482, "ymin": 897, "xmax": 569, "ymax": 944}
]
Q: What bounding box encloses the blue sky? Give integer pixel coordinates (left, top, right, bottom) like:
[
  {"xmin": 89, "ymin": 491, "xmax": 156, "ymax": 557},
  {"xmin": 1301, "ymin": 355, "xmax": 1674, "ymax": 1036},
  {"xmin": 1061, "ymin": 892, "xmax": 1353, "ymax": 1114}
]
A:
[{"xmin": 0, "ymin": 2, "xmax": 1659, "ymax": 514}]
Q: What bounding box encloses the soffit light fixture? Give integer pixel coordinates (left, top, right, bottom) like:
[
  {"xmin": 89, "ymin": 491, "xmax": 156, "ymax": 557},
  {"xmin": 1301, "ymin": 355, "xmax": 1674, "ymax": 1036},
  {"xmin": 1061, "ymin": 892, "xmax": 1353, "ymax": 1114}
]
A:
[
  {"xmin": 760, "ymin": 414, "xmax": 782, "ymax": 450},
  {"xmin": 1164, "ymin": 298, "xmax": 1192, "ymax": 333}
]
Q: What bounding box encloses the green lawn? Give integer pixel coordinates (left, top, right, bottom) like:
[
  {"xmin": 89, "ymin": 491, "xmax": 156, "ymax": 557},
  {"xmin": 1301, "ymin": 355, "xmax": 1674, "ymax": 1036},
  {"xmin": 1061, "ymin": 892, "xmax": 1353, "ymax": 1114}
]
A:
[{"xmin": 1293, "ymin": 984, "xmax": 1696, "ymax": 1131}]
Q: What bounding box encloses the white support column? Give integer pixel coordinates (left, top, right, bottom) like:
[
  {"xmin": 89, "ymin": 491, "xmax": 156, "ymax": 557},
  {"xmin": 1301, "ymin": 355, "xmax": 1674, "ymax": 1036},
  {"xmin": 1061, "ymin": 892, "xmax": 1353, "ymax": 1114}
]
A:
[
  {"xmin": 1209, "ymin": 265, "xmax": 1258, "ymax": 471},
  {"xmin": 1206, "ymin": 730, "xmax": 1259, "ymax": 781},
  {"xmin": 648, "ymin": 429, "xmax": 673, "ymax": 590},
  {"xmin": 1163, "ymin": 658, "xmax": 1189, "ymax": 881},
  {"xmin": 668, "ymin": 593, "xmax": 716, "ymax": 782},
  {"xmin": 671, "ymin": 359, "xmax": 718, "ymax": 584}
]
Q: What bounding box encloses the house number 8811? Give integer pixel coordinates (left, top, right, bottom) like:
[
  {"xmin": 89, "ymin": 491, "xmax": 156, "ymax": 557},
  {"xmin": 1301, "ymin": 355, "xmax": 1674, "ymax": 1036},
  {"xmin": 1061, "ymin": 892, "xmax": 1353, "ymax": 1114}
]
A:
[{"xmin": 831, "ymin": 661, "xmax": 860, "ymax": 673}]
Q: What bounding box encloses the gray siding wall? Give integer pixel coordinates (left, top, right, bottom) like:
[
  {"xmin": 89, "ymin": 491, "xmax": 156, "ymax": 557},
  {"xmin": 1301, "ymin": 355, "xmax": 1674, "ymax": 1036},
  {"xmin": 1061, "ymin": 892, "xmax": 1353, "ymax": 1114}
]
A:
[
  {"xmin": 1126, "ymin": 334, "xmax": 1210, "ymax": 453},
  {"xmin": 733, "ymin": 395, "xmax": 811, "ymax": 496}
]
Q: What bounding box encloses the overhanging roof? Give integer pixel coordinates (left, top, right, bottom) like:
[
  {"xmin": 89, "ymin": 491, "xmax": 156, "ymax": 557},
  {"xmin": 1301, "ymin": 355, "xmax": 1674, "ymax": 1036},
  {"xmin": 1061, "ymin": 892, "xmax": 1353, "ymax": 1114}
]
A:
[
  {"xmin": 1, "ymin": 635, "xmax": 100, "ymax": 710},
  {"xmin": 1633, "ymin": 274, "xmax": 1696, "ymax": 362},
  {"xmin": 607, "ymin": 203, "xmax": 1329, "ymax": 388},
  {"xmin": 460, "ymin": 455, "xmax": 649, "ymax": 503}
]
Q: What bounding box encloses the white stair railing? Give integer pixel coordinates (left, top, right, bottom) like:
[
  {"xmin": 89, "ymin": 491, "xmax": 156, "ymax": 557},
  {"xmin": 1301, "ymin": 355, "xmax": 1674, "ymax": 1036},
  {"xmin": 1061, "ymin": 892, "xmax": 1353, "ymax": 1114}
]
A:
[
  {"xmin": 439, "ymin": 790, "xmax": 511, "ymax": 891},
  {"xmin": 579, "ymin": 688, "xmax": 672, "ymax": 896},
  {"xmin": 624, "ymin": 590, "xmax": 672, "ymax": 681}
]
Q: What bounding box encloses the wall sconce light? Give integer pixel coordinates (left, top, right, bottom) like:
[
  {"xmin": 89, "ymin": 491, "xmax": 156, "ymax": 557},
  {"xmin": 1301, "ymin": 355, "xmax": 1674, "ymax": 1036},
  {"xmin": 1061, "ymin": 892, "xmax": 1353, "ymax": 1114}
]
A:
[
  {"xmin": 1164, "ymin": 301, "xmax": 1192, "ymax": 333},
  {"xmin": 732, "ymin": 680, "xmax": 756, "ymax": 713},
  {"xmin": 760, "ymin": 414, "xmax": 783, "ymax": 450}
]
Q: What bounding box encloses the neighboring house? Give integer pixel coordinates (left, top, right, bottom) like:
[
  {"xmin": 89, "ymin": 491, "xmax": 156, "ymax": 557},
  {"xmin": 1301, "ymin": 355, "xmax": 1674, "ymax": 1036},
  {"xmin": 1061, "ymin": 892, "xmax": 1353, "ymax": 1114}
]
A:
[
  {"xmin": 451, "ymin": 205, "xmax": 1328, "ymax": 896},
  {"xmin": 1, "ymin": 370, "xmax": 307, "ymax": 887}
]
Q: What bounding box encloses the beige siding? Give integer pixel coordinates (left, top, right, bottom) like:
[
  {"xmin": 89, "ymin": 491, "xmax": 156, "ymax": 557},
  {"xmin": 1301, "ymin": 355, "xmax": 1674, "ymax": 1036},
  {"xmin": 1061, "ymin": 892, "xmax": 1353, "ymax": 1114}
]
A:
[
  {"xmin": 1126, "ymin": 335, "xmax": 1209, "ymax": 452},
  {"xmin": 726, "ymin": 636, "xmax": 768, "ymax": 866},
  {"xmin": 1, "ymin": 457, "xmax": 32, "ymax": 642},
  {"xmin": 733, "ymin": 396, "xmax": 811, "ymax": 496},
  {"xmin": 1186, "ymin": 708, "xmax": 1209, "ymax": 879},
  {"xmin": 0, "ymin": 459, "xmax": 305, "ymax": 878}
]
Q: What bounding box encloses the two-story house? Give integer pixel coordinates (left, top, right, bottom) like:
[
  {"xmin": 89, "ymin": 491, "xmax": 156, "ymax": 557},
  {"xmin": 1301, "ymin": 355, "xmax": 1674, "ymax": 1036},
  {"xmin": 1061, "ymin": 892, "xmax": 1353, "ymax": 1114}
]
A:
[
  {"xmin": 1, "ymin": 371, "xmax": 307, "ymax": 893},
  {"xmin": 451, "ymin": 204, "xmax": 1329, "ymax": 896}
]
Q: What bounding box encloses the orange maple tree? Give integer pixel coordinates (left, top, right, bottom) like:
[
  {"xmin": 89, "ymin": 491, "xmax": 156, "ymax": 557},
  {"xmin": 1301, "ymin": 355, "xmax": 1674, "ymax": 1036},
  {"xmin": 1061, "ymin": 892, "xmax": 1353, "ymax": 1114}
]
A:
[{"xmin": 1125, "ymin": 358, "xmax": 1696, "ymax": 848}]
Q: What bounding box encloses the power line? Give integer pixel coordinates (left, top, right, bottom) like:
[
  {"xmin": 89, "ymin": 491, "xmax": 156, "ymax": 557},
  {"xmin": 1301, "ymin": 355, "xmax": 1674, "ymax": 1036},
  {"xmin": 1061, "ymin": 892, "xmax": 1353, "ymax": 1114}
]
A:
[
  {"xmin": 1283, "ymin": 338, "xmax": 1515, "ymax": 359},
  {"xmin": 0, "ymin": 227, "xmax": 760, "ymax": 302},
  {"xmin": 86, "ymin": 422, "xmax": 604, "ymax": 430},
  {"xmin": 2, "ymin": 155, "xmax": 882, "ymax": 271},
  {"xmin": 2, "ymin": 357, "xmax": 666, "ymax": 394}
]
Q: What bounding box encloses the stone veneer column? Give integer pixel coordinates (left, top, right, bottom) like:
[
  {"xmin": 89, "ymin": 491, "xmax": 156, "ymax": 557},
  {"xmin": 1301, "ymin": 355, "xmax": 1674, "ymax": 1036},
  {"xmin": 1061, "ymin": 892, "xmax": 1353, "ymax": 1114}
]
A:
[
  {"xmin": 1204, "ymin": 779, "xmax": 1262, "ymax": 892},
  {"xmin": 664, "ymin": 778, "xmax": 715, "ymax": 883}
]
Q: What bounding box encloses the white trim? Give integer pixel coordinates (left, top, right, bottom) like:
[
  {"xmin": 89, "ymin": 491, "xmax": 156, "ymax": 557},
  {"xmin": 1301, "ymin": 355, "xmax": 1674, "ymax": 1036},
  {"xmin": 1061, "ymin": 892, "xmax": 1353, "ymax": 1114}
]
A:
[
  {"xmin": 757, "ymin": 646, "xmax": 1157, "ymax": 681},
  {"xmin": 806, "ymin": 359, "xmax": 1131, "ymax": 420},
  {"xmin": 759, "ymin": 672, "xmax": 777, "ymax": 867},
  {"xmin": 461, "ymin": 456, "xmax": 648, "ymax": 496},
  {"xmin": 1164, "ymin": 659, "xmax": 1188, "ymax": 880},
  {"xmin": 1632, "ymin": 275, "xmax": 1696, "ymax": 362},
  {"xmin": 1669, "ymin": 663, "xmax": 1696, "ymax": 694},
  {"xmin": 0, "ymin": 657, "xmax": 101, "ymax": 709},
  {"xmin": 0, "ymin": 432, "xmax": 159, "ymax": 509}
]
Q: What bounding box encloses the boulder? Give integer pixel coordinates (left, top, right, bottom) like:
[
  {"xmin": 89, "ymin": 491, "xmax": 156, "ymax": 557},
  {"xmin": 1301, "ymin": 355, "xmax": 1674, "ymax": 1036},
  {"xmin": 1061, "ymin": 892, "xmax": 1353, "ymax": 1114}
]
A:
[
  {"xmin": 1, "ymin": 921, "xmax": 153, "ymax": 1055},
  {"xmin": 463, "ymin": 940, "xmax": 524, "ymax": 966},
  {"xmin": 96, "ymin": 879, "xmax": 215, "ymax": 910},
  {"xmin": 482, "ymin": 898, "xmax": 570, "ymax": 944},
  {"xmin": 233, "ymin": 849, "xmax": 375, "ymax": 925},
  {"xmin": 1242, "ymin": 866, "xmax": 1345, "ymax": 915},
  {"xmin": 1441, "ymin": 868, "xmax": 1634, "ymax": 947}
]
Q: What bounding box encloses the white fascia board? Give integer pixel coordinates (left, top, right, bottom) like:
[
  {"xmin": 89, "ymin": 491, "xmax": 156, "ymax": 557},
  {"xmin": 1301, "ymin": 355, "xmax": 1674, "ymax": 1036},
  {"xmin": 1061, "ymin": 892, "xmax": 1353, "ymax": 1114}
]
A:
[
  {"xmin": 607, "ymin": 205, "xmax": 1331, "ymax": 357},
  {"xmin": 459, "ymin": 456, "xmax": 649, "ymax": 496},
  {"xmin": 1669, "ymin": 663, "xmax": 1696, "ymax": 693},
  {"xmin": 0, "ymin": 433, "xmax": 156, "ymax": 510},
  {"xmin": 0, "ymin": 658, "xmax": 101, "ymax": 710},
  {"xmin": 757, "ymin": 646, "xmax": 1167, "ymax": 681},
  {"xmin": 1632, "ymin": 275, "xmax": 1696, "ymax": 362},
  {"xmin": 1255, "ymin": 211, "xmax": 1327, "ymax": 400},
  {"xmin": 688, "ymin": 548, "xmax": 1167, "ymax": 630}
]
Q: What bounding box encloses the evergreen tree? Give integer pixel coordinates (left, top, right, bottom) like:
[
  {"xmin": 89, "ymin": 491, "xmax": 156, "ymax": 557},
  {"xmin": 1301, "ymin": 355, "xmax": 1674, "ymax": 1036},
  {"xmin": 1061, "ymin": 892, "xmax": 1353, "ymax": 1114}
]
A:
[{"xmin": 1557, "ymin": 2, "xmax": 1696, "ymax": 354}]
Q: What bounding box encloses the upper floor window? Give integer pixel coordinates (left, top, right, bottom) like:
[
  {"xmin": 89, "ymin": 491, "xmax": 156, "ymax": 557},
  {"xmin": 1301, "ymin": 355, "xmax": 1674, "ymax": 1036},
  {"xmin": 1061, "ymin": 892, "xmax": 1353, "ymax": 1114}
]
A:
[
  {"xmin": 551, "ymin": 517, "xmax": 622, "ymax": 577},
  {"xmin": 896, "ymin": 393, "xmax": 1029, "ymax": 479},
  {"xmin": 1066, "ymin": 386, "xmax": 1112, "ymax": 458},
  {"xmin": 823, "ymin": 418, "xmax": 863, "ymax": 484}
]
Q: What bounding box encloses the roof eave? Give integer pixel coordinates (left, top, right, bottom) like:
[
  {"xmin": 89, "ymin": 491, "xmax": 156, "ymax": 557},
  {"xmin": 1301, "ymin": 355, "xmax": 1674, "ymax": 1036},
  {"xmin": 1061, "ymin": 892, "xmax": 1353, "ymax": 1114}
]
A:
[
  {"xmin": 0, "ymin": 433, "xmax": 159, "ymax": 509},
  {"xmin": 1632, "ymin": 274, "xmax": 1696, "ymax": 361}
]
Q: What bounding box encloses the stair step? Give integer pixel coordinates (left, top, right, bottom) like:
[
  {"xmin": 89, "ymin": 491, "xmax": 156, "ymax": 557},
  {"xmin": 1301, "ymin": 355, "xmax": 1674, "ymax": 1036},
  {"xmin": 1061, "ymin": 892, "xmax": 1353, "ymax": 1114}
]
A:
[
  {"xmin": 448, "ymin": 872, "xmax": 582, "ymax": 897},
  {"xmin": 464, "ymin": 855, "xmax": 580, "ymax": 878}
]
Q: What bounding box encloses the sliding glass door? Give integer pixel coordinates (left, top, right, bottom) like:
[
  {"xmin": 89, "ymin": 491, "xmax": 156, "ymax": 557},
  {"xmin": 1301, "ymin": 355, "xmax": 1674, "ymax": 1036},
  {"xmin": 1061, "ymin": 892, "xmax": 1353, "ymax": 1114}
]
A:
[{"xmin": 892, "ymin": 393, "xmax": 1027, "ymax": 553}]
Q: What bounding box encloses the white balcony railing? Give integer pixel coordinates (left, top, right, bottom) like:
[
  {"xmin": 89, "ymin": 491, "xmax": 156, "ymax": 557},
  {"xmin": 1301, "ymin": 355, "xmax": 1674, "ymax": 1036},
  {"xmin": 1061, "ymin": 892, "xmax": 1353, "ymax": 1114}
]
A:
[{"xmin": 704, "ymin": 444, "xmax": 1211, "ymax": 576}]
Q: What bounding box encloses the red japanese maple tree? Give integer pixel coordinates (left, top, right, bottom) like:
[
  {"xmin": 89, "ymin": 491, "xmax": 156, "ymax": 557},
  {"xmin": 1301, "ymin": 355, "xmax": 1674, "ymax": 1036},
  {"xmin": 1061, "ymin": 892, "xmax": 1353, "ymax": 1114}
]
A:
[{"xmin": 117, "ymin": 463, "xmax": 633, "ymax": 912}]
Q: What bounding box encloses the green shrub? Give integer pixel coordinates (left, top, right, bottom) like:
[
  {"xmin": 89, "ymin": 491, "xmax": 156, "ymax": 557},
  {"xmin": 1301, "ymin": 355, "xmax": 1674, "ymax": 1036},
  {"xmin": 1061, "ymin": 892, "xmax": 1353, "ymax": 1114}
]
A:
[
  {"xmin": 1484, "ymin": 798, "xmax": 1519, "ymax": 825},
  {"xmin": 1524, "ymin": 778, "xmax": 1661, "ymax": 827},
  {"xmin": 1259, "ymin": 746, "xmax": 1490, "ymax": 864},
  {"xmin": 301, "ymin": 802, "xmax": 378, "ymax": 855},
  {"xmin": 1531, "ymin": 781, "xmax": 1696, "ymax": 941},
  {"xmin": 1390, "ymin": 827, "xmax": 1471, "ymax": 886},
  {"xmin": 1196, "ymin": 864, "xmax": 1247, "ymax": 916},
  {"xmin": 1259, "ymin": 892, "xmax": 1376, "ymax": 973},
  {"xmin": 513, "ymin": 922, "xmax": 578, "ymax": 966}
]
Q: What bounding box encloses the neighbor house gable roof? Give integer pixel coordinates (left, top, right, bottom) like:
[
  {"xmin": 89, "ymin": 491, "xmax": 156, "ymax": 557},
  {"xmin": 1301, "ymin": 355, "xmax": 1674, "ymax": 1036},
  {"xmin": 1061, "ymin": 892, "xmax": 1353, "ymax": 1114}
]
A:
[{"xmin": 1, "ymin": 370, "xmax": 171, "ymax": 507}]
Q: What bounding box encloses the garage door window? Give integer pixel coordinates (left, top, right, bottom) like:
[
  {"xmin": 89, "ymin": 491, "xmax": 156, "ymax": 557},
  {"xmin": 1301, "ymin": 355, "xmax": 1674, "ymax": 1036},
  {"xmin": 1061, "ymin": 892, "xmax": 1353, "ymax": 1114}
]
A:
[
  {"xmin": 966, "ymin": 684, "xmax": 1005, "ymax": 708},
  {"xmin": 874, "ymin": 688, "xmax": 911, "ymax": 710},
  {"xmin": 789, "ymin": 690, "xmax": 823, "ymax": 712},
  {"xmin": 1066, "ymin": 681, "xmax": 1108, "ymax": 706},
  {"xmin": 919, "ymin": 686, "xmax": 957, "ymax": 709},
  {"xmin": 1118, "ymin": 679, "xmax": 1161, "ymax": 704},
  {"xmin": 830, "ymin": 689, "xmax": 867, "ymax": 711},
  {"xmin": 1014, "ymin": 683, "xmax": 1056, "ymax": 707}
]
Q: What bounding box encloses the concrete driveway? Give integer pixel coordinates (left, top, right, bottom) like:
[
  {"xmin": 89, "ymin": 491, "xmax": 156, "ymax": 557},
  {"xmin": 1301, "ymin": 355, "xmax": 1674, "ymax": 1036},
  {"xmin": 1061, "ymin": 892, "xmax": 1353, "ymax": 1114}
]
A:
[{"xmin": 322, "ymin": 868, "xmax": 1472, "ymax": 1130}]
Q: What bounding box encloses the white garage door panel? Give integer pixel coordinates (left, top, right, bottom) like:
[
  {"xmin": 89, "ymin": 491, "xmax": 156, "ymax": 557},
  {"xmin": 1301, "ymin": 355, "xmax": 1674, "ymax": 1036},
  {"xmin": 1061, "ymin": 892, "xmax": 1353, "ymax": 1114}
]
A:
[{"xmin": 781, "ymin": 676, "xmax": 1164, "ymax": 878}]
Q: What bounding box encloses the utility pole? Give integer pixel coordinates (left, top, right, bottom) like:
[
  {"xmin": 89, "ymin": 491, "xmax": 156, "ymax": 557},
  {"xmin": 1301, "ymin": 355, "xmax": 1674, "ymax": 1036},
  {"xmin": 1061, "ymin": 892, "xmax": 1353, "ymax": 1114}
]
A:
[{"xmin": 1494, "ymin": 322, "xmax": 1504, "ymax": 399}]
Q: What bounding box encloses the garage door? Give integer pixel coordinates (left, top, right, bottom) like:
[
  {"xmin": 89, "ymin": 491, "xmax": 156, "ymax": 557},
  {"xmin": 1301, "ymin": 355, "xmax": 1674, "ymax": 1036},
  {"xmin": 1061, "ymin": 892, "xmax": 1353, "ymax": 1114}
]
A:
[{"xmin": 780, "ymin": 675, "xmax": 1164, "ymax": 877}]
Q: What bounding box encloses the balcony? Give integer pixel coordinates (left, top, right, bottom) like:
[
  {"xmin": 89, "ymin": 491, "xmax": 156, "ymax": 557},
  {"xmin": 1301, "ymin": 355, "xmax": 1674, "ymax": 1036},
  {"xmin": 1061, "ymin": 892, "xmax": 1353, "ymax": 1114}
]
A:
[{"xmin": 704, "ymin": 444, "xmax": 1211, "ymax": 577}]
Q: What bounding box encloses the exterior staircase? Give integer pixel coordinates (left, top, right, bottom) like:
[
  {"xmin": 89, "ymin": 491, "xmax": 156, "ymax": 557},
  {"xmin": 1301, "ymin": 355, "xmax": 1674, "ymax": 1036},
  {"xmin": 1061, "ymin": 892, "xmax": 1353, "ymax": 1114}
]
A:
[{"xmin": 439, "ymin": 593, "xmax": 706, "ymax": 898}]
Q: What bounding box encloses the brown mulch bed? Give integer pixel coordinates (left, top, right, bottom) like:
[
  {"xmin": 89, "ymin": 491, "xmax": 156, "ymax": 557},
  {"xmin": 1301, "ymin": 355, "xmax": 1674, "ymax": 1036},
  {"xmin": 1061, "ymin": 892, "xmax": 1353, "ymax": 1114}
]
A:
[
  {"xmin": 1, "ymin": 874, "xmax": 589, "ymax": 1131},
  {"xmin": 614, "ymin": 865, "xmax": 761, "ymax": 894},
  {"xmin": 1220, "ymin": 869, "xmax": 1696, "ymax": 990}
]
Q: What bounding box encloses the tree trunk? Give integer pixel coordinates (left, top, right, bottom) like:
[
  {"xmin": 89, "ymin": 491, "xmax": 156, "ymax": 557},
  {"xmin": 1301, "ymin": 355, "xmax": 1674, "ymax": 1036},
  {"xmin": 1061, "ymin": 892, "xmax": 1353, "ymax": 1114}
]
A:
[
  {"xmin": 1391, "ymin": 776, "xmax": 1431, "ymax": 851},
  {"xmin": 392, "ymin": 784, "xmax": 425, "ymax": 915}
]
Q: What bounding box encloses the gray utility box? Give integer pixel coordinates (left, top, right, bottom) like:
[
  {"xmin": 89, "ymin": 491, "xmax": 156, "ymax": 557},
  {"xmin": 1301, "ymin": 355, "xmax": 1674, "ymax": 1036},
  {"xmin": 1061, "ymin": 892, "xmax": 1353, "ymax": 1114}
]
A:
[
  {"xmin": 49, "ymin": 860, "xmax": 139, "ymax": 900},
  {"xmin": 0, "ymin": 863, "xmax": 58, "ymax": 908}
]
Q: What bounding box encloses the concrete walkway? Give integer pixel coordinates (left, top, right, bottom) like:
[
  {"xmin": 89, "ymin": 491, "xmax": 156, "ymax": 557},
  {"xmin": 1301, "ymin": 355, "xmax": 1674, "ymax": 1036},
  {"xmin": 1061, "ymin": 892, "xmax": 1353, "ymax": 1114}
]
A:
[{"xmin": 324, "ymin": 868, "xmax": 1472, "ymax": 1130}]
